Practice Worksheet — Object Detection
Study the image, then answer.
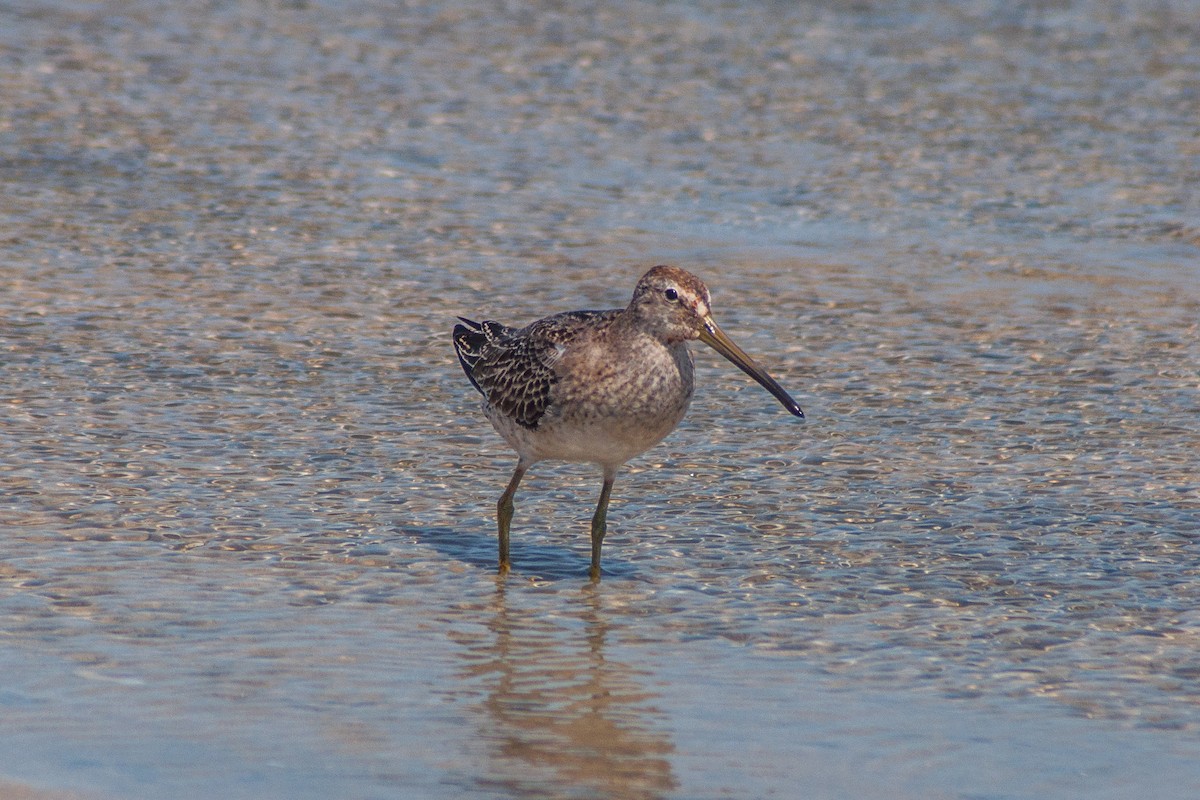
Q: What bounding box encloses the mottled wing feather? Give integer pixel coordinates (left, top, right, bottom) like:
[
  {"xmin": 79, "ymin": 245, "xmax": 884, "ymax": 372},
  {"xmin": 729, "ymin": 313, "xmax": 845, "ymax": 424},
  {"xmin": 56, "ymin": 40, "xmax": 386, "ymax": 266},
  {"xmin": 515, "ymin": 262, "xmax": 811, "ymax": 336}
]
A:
[
  {"xmin": 452, "ymin": 311, "xmax": 616, "ymax": 429},
  {"xmin": 453, "ymin": 317, "xmax": 515, "ymax": 395}
]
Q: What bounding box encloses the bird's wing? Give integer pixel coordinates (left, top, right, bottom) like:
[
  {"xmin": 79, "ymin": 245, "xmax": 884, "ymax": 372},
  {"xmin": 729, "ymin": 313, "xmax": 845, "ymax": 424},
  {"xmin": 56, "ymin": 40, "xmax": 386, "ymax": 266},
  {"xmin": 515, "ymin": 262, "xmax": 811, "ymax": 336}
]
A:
[{"xmin": 452, "ymin": 311, "xmax": 615, "ymax": 429}]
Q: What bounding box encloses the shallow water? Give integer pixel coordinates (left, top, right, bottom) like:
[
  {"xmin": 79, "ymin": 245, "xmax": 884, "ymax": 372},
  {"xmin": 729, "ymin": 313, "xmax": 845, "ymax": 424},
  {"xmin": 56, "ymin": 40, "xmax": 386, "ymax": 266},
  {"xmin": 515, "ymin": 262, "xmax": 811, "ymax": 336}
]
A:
[{"xmin": 2, "ymin": 1, "xmax": 1199, "ymax": 798}]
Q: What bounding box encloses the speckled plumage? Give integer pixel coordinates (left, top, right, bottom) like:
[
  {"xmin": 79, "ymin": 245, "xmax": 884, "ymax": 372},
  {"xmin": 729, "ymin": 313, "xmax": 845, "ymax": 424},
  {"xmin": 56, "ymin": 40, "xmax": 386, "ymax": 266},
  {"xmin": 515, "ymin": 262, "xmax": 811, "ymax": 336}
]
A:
[
  {"xmin": 455, "ymin": 308, "xmax": 693, "ymax": 466},
  {"xmin": 453, "ymin": 265, "xmax": 804, "ymax": 580}
]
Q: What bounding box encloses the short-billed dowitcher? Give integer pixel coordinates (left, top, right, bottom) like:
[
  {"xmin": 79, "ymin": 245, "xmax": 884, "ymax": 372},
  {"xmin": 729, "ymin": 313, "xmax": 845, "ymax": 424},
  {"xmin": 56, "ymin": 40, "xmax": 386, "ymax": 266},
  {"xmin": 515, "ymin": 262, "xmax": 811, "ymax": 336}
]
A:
[{"xmin": 453, "ymin": 265, "xmax": 804, "ymax": 580}]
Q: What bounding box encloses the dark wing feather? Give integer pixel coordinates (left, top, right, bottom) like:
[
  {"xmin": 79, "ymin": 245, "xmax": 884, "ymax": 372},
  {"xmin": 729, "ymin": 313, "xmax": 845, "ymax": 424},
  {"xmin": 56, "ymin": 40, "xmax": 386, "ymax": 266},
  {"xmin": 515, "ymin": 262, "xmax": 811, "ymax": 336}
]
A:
[
  {"xmin": 453, "ymin": 317, "xmax": 514, "ymax": 395},
  {"xmin": 452, "ymin": 311, "xmax": 616, "ymax": 430}
]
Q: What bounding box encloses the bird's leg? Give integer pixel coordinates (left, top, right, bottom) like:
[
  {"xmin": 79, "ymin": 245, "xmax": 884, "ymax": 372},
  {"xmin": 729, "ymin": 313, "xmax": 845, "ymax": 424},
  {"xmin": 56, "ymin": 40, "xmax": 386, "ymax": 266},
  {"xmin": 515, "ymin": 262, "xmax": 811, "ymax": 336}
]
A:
[
  {"xmin": 589, "ymin": 467, "xmax": 617, "ymax": 581},
  {"xmin": 497, "ymin": 462, "xmax": 527, "ymax": 576}
]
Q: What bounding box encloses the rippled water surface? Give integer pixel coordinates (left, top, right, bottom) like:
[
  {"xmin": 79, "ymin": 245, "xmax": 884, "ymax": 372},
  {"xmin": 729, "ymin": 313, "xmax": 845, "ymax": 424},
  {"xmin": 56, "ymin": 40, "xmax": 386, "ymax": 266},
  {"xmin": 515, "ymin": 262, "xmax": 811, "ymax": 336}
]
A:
[{"xmin": 2, "ymin": 1, "xmax": 1199, "ymax": 798}]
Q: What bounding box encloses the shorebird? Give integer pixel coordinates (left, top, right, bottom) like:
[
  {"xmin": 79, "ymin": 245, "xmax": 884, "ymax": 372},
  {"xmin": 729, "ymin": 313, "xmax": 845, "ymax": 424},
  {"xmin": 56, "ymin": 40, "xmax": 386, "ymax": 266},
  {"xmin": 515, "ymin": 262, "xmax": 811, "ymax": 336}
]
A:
[{"xmin": 453, "ymin": 265, "xmax": 804, "ymax": 580}]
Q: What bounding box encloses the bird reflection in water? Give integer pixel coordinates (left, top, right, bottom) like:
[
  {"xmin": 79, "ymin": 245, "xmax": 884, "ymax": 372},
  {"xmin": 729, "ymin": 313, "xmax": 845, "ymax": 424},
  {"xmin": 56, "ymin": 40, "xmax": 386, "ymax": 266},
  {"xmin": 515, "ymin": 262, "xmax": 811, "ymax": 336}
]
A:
[{"xmin": 451, "ymin": 582, "xmax": 677, "ymax": 799}]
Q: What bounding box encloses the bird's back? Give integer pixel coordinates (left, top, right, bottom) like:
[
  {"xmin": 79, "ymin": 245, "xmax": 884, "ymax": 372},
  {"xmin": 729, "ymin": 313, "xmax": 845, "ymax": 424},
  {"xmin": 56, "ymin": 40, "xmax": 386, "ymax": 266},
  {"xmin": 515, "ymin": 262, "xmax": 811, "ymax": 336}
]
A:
[{"xmin": 453, "ymin": 310, "xmax": 621, "ymax": 430}]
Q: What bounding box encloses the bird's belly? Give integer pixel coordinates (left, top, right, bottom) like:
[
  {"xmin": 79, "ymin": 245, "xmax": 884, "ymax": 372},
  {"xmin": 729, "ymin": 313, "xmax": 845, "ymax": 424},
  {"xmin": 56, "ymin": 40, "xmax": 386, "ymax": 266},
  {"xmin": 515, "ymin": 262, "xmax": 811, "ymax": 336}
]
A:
[
  {"xmin": 485, "ymin": 398, "xmax": 690, "ymax": 465},
  {"xmin": 534, "ymin": 411, "xmax": 686, "ymax": 464}
]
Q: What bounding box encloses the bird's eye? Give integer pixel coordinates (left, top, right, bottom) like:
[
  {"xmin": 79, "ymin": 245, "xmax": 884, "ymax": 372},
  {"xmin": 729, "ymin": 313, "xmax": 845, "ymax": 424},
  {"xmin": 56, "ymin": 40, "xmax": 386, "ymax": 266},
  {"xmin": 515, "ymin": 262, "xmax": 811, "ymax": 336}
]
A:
[{"xmin": 663, "ymin": 288, "xmax": 679, "ymax": 302}]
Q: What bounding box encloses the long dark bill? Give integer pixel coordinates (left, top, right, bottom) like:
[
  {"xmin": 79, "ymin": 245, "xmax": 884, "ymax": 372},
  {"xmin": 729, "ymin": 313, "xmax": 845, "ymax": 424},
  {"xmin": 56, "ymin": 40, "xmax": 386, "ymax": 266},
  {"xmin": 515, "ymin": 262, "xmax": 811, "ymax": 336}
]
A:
[{"xmin": 698, "ymin": 316, "xmax": 805, "ymax": 419}]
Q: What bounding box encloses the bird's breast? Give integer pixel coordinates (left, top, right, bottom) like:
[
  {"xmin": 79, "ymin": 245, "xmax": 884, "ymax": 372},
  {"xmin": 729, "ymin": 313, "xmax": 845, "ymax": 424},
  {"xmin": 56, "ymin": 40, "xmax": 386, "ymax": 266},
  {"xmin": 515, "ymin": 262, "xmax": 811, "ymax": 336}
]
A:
[{"xmin": 554, "ymin": 338, "xmax": 694, "ymax": 425}]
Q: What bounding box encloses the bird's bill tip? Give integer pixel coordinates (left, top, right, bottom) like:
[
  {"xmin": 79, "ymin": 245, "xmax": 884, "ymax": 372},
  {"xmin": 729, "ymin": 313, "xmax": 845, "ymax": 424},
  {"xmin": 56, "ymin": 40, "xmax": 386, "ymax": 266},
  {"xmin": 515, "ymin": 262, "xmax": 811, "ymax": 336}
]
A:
[{"xmin": 698, "ymin": 316, "xmax": 805, "ymax": 419}]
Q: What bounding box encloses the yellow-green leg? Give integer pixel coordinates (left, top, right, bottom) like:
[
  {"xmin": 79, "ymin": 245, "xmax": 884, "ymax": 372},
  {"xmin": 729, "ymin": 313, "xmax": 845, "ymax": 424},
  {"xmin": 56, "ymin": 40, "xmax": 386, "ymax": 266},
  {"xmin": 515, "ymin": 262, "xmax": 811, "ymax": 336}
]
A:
[
  {"xmin": 589, "ymin": 468, "xmax": 616, "ymax": 581},
  {"xmin": 497, "ymin": 463, "xmax": 527, "ymax": 576}
]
